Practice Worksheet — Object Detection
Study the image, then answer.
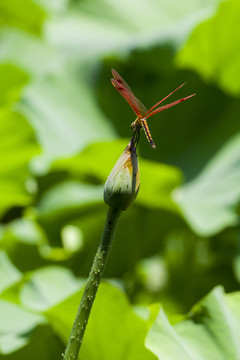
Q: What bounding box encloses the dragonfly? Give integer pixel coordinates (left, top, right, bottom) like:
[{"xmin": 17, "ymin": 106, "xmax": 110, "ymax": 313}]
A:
[{"xmin": 111, "ymin": 69, "xmax": 195, "ymax": 149}]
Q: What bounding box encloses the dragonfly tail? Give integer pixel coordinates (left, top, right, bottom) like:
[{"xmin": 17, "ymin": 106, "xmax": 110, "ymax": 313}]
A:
[{"xmin": 142, "ymin": 120, "xmax": 156, "ymax": 149}]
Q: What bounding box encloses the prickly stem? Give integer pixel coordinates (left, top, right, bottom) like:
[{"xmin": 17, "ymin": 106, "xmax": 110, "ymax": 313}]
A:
[{"xmin": 63, "ymin": 206, "xmax": 122, "ymax": 360}]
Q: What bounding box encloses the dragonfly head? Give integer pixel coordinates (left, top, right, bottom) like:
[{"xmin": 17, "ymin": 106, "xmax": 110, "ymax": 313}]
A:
[
  {"xmin": 131, "ymin": 121, "xmax": 136, "ymax": 131},
  {"xmin": 131, "ymin": 118, "xmax": 142, "ymax": 132}
]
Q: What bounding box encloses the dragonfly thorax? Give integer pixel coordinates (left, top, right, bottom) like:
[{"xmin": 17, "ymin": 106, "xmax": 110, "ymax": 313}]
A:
[{"xmin": 131, "ymin": 118, "xmax": 142, "ymax": 132}]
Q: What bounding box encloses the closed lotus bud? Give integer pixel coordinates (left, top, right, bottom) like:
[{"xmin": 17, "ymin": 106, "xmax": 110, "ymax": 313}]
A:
[{"xmin": 104, "ymin": 141, "xmax": 140, "ymax": 210}]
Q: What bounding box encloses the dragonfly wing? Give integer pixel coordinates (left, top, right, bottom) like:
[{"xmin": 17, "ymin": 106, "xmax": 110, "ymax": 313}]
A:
[
  {"xmin": 144, "ymin": 83, "xmax": 186, "ymax": 117},
  {"xmin": 145, "ymin": 94, "xmax": 195, "ymax": 119},
  {"xmin": 112, "ymin": 68, "xmax": 134, "ymax": 94},
  {"xmin": 111, "ymin": 69, "xmax": 148, "ymax": 118}
]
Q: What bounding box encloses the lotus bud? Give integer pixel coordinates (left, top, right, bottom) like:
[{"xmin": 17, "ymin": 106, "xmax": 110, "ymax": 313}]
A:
[{"xmin": 104, "ymin": 140, "xmax": 140, "ymax": 210}]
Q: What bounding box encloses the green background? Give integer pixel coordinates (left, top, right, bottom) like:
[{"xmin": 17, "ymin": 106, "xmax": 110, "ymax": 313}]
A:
[{"xmin": 1, "ymin": 0, "xmax": 240, "ymax": 359}]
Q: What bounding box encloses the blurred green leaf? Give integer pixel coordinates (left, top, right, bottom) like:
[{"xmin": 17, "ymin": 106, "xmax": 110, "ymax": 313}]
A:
[
  {"xmin": 53, "ymin": 139, "xmax": 128, "ymax": 182},
  {"xmin": 0, "ymin": 64, "xmax": 29, "ymax": 106},
  {"xmin": 34, "ymin": 0, "xmax": 69, "ymax": 14},
  {"xmin": 146, "ymin": 286, "xmax": 240, "ymax": 360},
  {"xmin": 0, "ymin": 251, "xmax": 21, "ymax": 294},
  {"xmin": 0, "ymin": 0, "xmax": 46, "ymax": 35},
  {"xmin": 177, "ymin": 0, "xmax": 240, "ymax": 96},
  {"xmin": 0, "ymin": 265, "xmax": 83, "ymax": 356},
  {"xmin": 45, "ymin": 0, "xmax": 223, "ymax": 60},
  {"xmin": 233, "ymin": 256, "xmax": 240, "ymax": 284},
  {"xmin": 0, "ymin": 324, "xmax": 63, "ymax": 360},
  {"xmin": 0, "ymin": 299, "xmax": 45, "ymax": 354},
  {"xmin": 0, "ymin": 217, "xmax": 52, "ymax": 273},
  {"xmin": 17, "ymin": 75, "xmax": 116, "ymax": 173},
  {"xmin": 0, "ymin": 109, "xmax": 39, "ymax": 218},
  {"xmin": 20, "ymin": 266, "xmax": 84, "ymax": 311},
  {"xmin": 173, "ymin": 132, "xmax": 240, "ymax": 236},
  {"xmin": 2, "ymin": 218, "xmax": 44, "ymax": 246},
  {"xmin": 139, "ymin": 159, "xmax": 182, "ymax": 212},
  {"xmin": 37, "ymin": 181, "xmax": 103, "ymax": 219},
  {"xmin": 0, "ymin": 28, "xmax": 61, "ymax": 77}
]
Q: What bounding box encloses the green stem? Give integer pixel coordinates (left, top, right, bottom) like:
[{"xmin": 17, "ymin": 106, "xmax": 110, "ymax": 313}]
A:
[{"xmin": 63, "ymin": 206, "xmax": 122, "ymax": 360}]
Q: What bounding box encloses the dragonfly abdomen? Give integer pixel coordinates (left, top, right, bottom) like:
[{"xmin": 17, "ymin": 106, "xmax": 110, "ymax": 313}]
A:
[{"xmin": 141, "ymin": 119, "xmax": 156, "ymax": 149}]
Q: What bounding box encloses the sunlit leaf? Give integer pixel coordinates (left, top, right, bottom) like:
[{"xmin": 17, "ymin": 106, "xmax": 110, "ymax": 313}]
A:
[
  {"xmin": 0, "ymin": 64, "xmax": 29, "ymax": 106},
  {"xmin": 146, "ymin": 286, "xmax": 240, "ymax": 360},
  {"xmin": 177, "ymin": 0, "xmax": 240, "ymax": 96},
  {"xmin": 46, "ymin": 282, "xmax": 157, "ymax": 360},
  {"xmin": 0, "ymin": 0, "xmax": 46, "ymax": 35}
]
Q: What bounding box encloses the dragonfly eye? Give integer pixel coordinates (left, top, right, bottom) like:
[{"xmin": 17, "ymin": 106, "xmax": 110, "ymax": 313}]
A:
[{"xmin": 131, "ymin": 122, "xmax": 136, "ymax": 130}]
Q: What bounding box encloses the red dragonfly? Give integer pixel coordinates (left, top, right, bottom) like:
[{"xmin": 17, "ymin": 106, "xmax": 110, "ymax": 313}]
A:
[{"xmin": 111, "ymin": 69, "xmax": 195, "ymax": 149}]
